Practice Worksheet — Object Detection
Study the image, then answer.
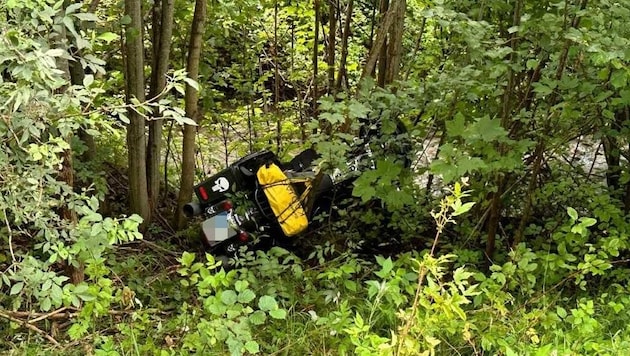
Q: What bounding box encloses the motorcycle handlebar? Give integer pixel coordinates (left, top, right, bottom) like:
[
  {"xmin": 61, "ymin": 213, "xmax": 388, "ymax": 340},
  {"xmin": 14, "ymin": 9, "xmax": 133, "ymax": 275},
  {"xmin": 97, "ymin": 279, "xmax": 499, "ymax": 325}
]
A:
[{"xmin": 183, "ymin": 202, "xmax": 203, "ymax": 217}]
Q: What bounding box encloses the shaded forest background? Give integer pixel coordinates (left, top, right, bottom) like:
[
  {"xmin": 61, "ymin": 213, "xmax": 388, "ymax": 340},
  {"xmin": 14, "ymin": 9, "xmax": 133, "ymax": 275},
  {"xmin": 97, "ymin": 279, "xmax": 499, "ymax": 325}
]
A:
[{"xmin": 2, "ymin": 0, "xmax": 630, "ymax": 354}]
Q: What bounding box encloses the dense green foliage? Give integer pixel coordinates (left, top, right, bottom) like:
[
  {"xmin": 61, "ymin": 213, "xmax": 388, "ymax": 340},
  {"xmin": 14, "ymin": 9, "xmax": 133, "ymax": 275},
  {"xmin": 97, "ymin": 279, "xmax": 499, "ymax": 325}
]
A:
[{"xmin": 3, "ymin": 0, "xmax": 630, "ymax": 355}]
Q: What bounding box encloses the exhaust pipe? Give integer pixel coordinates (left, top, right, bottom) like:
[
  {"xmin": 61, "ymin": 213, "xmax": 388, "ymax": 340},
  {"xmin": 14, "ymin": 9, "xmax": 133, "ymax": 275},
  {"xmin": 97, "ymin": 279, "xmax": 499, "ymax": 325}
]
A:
[{"xmin": 183, "ymin": 202, "xmax": 202, "ymax": 217}]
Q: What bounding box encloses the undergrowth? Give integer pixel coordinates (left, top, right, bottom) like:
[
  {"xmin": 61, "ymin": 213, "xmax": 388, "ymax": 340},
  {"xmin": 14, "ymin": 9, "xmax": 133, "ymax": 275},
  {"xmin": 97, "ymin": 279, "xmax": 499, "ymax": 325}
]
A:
[{"xmin": 3, "ymin": 180, "xmax": 630, "ymax": 356}]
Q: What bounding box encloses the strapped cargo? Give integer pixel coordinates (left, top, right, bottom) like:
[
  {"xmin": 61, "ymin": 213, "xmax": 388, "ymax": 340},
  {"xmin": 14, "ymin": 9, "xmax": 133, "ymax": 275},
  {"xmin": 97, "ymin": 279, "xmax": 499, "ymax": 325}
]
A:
[{"xmin": 256, "ymin": 163, "xmax": 309, "ymax": 236}]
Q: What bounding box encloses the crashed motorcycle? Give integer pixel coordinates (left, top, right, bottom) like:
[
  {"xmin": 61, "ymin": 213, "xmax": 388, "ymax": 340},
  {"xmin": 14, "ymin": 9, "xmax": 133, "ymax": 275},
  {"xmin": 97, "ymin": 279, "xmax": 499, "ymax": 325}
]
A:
[
  {"xmin": 183, "ymin": 148, "xmax": 349, "ymax": 259},
  {"xmin": 183, "ymin": 119, "xmax": 410, "ymax": 261}
]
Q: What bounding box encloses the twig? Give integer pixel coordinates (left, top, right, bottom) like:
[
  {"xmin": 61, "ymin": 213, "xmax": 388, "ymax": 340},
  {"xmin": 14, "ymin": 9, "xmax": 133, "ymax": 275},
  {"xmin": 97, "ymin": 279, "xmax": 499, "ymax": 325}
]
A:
[
  {"xmin": 0, "ymin": 310, "xmax": 59, "ymax": 346},
  {"xmin": 28, "ymin": 307, "xmax": 68, "ymax": 324},
  {"xmin": 3, "ymin": 208, "xmax": 17, "ymax": 266}
]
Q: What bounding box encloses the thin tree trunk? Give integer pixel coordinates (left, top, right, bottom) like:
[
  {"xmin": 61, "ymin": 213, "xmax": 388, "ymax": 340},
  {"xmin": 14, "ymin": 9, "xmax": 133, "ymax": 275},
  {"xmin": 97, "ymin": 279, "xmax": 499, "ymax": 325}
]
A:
[
  {"xmin": 360, "ymin": 0, "xmax": 402, "ymax": 82},
  {"xmin": 274, "ymin": 0, "xmax": 281, "ymax": 153},
  {"xmin": 147, "ymin": 0, "xmax": 175, "ymax": 213},
  {"xmin": 163, "ymin": 120, "xmax": 175, "ymax": 200},
  {"xmin": 376, "ymin": 0, "xmax": 389, "ymax": 87},
  {"xmin": 384, "ymin": 0, "xmax": 405, "ymax": 84},
  {"xmin": 313, "ymin": 0, "xmax": 320, "ymax": 127},
  {"xmin": 65, "ymin": 0, "xmax": 97, "ymax": 163},
  {"xmin": 511, "ymin": 0, "xmax": 589, "ymax": 247},
  {"xmin": 56, "ymin": 9, "xmax": 82, "ymax": 282},
  {"xmin": 174, "ymin": 0, "xmax": 207, "ymax": 229},
  {"xmin": 487, "ymin": 0, "xmax": 522, "ymax": 257},
  {"xmin": 327, "ymin": 0, "xmax": 337, "ymax": 95},
  {"xmin": 403, "ymin": 17, "xmax": 425, "ymax": 81},
  {"xmin": 125, "ymin": 0, "xmax": 151, "ymax": 226},
  {"xmin": 335, "ymin": 0, "xmax": 353, "ymax": 91}
]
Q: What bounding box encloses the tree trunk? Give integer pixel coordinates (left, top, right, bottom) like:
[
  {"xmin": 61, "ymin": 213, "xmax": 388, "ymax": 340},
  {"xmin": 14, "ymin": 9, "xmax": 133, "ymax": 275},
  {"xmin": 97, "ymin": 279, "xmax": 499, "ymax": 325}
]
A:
[
  {"xmin": 147, "ymin": 0, "xmax": 175, "ymax": 213},
  {"xmin": 335, "ymin": 0, "xmax": 353, "ymax": 92},
  {"xmin": 360, "ymin": 0, "xmax": 402, "ymax": 82},
  {"xmin": 384, "ymin": 0, "xmax": 405, "ymax": 84},
  {"xmin": 312, "ymin": 0, "xmax": 320, "ymax": 127},
  {"xmin": 274, "ymin": 0, "xmax": 282, "ymax": 153},
  {"xmin": 327, "ymin": 0, "xmax": 337, "ymax": 95},
  {"xmin": 174, "ymin": 0, "xmax": 207, "ymax": 229},
  {"xmin": 376, "ymin": 0, "xmax": 389, "ymax": 87},
  {"xmin": 124, "ymin": 0, "xmax": 151, "ymax": 226},
  {"xmin": 58, "ymin": 0, "xmax": 83, "ymax": 283}
]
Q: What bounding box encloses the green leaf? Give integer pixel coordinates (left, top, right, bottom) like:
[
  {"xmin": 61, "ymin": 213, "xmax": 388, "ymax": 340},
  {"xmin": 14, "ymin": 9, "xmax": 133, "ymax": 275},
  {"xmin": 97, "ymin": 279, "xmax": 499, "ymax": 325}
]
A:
[
  {"xmin": 249, "ymin": 310, "xmax": 266, "ymax": 325},
  {"xmin": 473, "ymin": 116, "xmax": 506, "ymax": 141},
  {"xmin": 580, "ymin": 217, "xmax": 597, "ymax": 228},
  {"xmin": 375, "ymin": 257, "xmax": 393, "ymax": 278},
  {"xmin": 180, "ymin": 252, "xmax": 195, "ymax": 267},
  {"xmin": 258, "ymin": 295, "xmax": 278, "ymax": 311},
  {"xmin": 178, "ymin": 116, "xmax": 198, "ymax": 126},
  {"xmin": 73, "ymin": 13, "xmax": 99, "ymax": 22},
  {"xmin": 10, "ymin": 282, "xmax": 24, "ymax": 295},
  {"xmin": 237, "ymin": 289, "xmax": 256, "ymax": 304},
  {"xmin": 41, "ymin": 297, "xmax": 52, "ymax": 312},
  {"xmin": 244, "ymin": 341, "xmax": 260, "ymax": 354},
  {"xmin": 45, "ymin": 49, "xmax": 66, "ymax": 58},
  {"xmin": 446, "ymin": 113, "xmax": 466, "ymax": 137},
  {"xmin": 120, "ymin": 15, "xmax": 132, "ymax": 25},
  {"xmin": 65, "ymin": 3, "xmax": 82, "ymax": 15},
  {"xmin": 183, "ymin": 77, "xmax": 200, "ymax": 91},
  {"xmin": 567, "ymin": 207, "xmax": 578, "ymax": 221},
  {"xmin": 347, "ymin": 101, "xmax": 369, "ymax": 119},
  {"xmin": 453, "ymin": 202, "xmax": 476, "ymax": 216},
  {"xmin": 98, "ymin": 32, "xmax": 118, "ymax": 43},
  {"xmin": 269, "ymin": 308, "xmax": 287, "ymax": 319},
  {"xmin": 610, "ymin": 69, "xmax": 627, "ymax": 89},
  {"xmin": 557, "ymin": 306, "xmax": 567, "ymax": 318},
  {"xmin": 234, "ymin": 280, "xmax": 248, "ymax": 292},
  {"xmin": 352, "ymin": 182, "xmax": 376, "ymax": 203},
  {"xmin": 221, "ymin": 290, "xmax": 238, "ymax": 306}
]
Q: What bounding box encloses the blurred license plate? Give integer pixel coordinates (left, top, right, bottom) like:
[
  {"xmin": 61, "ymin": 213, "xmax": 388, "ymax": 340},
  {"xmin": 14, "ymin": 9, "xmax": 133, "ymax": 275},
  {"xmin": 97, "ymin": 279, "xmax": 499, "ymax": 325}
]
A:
[{"xmin": 201, "ymin": 212, "xmax": 236, "ymax": 246}]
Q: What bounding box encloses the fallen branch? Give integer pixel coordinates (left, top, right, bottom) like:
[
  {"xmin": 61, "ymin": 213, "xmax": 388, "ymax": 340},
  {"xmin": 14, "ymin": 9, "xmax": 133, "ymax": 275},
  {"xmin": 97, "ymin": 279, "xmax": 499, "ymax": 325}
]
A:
[
  {"xmin": 0, "ymin": 310, "xmax": 59, "ymax": 346},
  {"xmin": 29, "ymin": 307, "xmax": 69, "ymax": 324}
]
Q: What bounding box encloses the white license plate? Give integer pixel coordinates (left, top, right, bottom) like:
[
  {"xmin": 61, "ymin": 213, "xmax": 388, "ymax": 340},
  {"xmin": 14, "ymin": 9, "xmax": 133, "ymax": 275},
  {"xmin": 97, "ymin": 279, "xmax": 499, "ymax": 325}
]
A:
[{"xmin": 201, "ymin": 212, "xmax": 236, "ymax": 246}]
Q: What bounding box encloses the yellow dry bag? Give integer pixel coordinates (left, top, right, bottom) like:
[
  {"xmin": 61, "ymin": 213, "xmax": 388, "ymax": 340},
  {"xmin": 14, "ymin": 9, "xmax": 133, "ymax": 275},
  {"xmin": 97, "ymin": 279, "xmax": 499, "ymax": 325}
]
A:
[{"xmin": 257, "ymin": 163, "xmax": 309, "ymax": 236}]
